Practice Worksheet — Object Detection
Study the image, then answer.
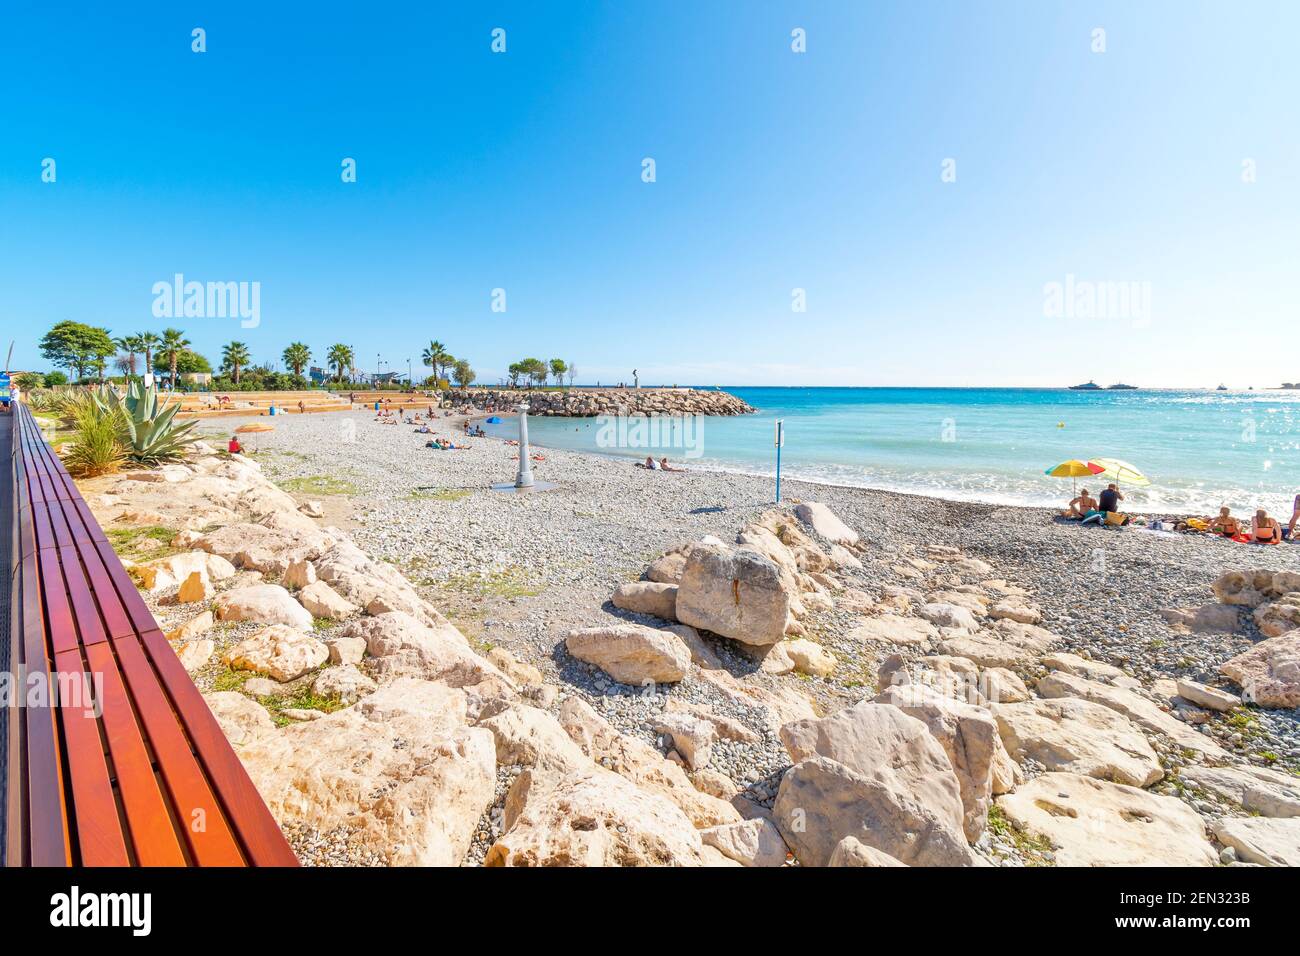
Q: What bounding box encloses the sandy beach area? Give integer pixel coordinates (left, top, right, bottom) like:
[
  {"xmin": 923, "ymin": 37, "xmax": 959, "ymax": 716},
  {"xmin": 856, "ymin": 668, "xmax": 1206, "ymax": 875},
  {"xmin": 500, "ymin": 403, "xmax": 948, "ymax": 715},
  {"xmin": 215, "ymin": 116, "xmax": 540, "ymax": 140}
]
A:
[{"xmin": 202, "ymin": 410, "xmax": 1300, "ymax": 788}]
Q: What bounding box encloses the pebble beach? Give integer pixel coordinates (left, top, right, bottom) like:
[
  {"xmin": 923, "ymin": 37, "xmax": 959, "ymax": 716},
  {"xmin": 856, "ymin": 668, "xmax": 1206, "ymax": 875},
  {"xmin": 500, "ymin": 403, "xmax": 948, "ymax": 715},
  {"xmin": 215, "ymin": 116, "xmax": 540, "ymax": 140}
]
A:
[{"xmin": 192, "ymin": 406, "xmax": 1300, "ymax": 864}]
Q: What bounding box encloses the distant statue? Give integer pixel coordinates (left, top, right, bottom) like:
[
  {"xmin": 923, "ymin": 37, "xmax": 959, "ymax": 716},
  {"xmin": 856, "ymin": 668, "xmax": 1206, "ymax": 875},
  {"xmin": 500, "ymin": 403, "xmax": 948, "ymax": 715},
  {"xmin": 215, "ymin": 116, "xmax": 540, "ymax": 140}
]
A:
[{"xmin": 633, "ymin": 369, "xmax": 639, "ymax": 389}]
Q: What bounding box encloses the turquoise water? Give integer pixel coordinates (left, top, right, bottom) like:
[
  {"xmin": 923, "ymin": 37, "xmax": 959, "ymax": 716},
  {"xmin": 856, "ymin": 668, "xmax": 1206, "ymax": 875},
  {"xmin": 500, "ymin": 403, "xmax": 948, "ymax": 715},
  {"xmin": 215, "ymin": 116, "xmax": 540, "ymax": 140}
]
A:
[{"xmin": 485, "ymin": 388, "xmax": 1300, "ymax": 515}]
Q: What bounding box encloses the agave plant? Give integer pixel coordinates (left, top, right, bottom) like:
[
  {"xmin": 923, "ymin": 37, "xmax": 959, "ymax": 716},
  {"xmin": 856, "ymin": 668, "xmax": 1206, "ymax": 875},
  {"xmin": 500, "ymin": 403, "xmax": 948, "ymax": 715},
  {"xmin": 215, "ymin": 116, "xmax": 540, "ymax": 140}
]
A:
[{"xmin": 93, "ymin": 379, "xmax": 198, "ymax": 465}]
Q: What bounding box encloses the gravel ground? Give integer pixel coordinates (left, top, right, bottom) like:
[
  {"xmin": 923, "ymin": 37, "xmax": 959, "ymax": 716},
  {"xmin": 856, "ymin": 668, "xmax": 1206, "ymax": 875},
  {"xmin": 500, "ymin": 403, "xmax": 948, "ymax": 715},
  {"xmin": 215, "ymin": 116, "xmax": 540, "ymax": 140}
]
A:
[{"xmin": 201, "ymin": 409, "xmax": 1300, "ymax": 862}]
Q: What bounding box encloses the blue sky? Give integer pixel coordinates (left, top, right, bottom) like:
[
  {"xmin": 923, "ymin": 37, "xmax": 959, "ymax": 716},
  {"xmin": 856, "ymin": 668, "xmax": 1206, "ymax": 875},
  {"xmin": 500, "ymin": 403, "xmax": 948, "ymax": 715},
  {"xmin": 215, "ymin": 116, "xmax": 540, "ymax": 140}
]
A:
[{"xmin": 2, "ymin": 1, "xmax": 1298, "ymax": 387}]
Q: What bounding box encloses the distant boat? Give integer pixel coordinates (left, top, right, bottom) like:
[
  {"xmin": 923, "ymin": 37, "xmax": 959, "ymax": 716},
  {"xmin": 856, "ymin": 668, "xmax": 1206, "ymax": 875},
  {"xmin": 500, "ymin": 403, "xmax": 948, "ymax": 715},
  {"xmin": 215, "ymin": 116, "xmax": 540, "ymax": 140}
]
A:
[
  {"xmin": 1069, "ymin": 380, "xmax": 1101, "ymax": 390},
  {"xmin": 1216, "ymin": 384, "xmax": 1228, "ymax": 391},
  {"xmin": 1106, "ymin": 383, "xmax": 1138, "ymax": 390}
]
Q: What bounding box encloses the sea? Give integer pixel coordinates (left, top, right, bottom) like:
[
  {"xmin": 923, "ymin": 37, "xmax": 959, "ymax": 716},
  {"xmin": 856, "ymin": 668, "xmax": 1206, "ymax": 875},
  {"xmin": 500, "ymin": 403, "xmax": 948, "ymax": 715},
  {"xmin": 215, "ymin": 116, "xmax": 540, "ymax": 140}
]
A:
[{"xmin": 482, "ymin": 387, "xmax": 1300, "ymax": 516}]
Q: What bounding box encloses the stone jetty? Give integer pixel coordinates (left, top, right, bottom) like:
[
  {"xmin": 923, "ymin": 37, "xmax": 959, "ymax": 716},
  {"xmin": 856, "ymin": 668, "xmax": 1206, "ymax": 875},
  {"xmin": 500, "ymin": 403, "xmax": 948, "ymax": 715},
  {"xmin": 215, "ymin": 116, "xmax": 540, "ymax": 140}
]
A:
[{"xmin": 447, "ymin": 387, "xmax": 754, "ymax": 417}]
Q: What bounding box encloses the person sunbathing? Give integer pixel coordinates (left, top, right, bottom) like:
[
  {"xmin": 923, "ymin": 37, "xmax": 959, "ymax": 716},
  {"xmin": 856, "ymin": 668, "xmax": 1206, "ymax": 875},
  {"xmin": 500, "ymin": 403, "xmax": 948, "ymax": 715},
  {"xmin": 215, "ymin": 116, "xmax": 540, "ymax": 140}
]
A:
[
  {"xmin": 1062, "ymin": 489, "xmax": 1097, "ymax": 519},
  {"xmin": 659, "ymin": 457, "xmax": 685, "ymax": 472},
  {"xmin": 1208, "ymin": 507, "xmax": 1241, "ymax": 537},
  {"xmin": 1288, "ymin": 492, "xmax": 1300, "ymax": 541},
  {"xmin": 1252, "ymin": 509, "xmax": 1282, "ymax": 544}
]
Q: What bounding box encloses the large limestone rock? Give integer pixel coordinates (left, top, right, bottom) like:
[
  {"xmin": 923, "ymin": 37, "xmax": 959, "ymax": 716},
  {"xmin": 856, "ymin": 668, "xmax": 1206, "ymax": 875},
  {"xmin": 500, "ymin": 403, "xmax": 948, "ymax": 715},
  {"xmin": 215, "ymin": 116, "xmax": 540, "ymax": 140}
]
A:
[
  {"xmin": 224, "ymin": 679, "xmax": 495, "ymax": 866},
  {"xmin": 1213, "ymin": 817, "xmax": 1300, "ymax": 867},
  {"xmin": 700, "ymin": 817, "xmax": 789, "ymax": 867},
  {"xmin": 783, "ymin": 638, "xmax": 836, "ymax": 677},
  {"xmin": 1036, "ymin": 671, "xmax": 1226, "ymax": 756},
  {"xmin": 997, "ymin": 773, "xmax": 1217, "ymax": 867},
  {"xmin": 214, "ymin": 584, "xmax": 315, "ymax": 630},
  {"xmin": 775, "ymin": 756, "xmax": 977, "ymax": 867},
  {"xmin": 1174, "ymin": 679, "xmax": 1240, "ymax": 712},
  {"xmin": 176, "ymin": 571, "xmax": 213, "ymax": 604},
  {"xmin": 1180, "ymin": 765, "xmax": 1300, "ymax": 818},
  {"xmin": 1218, "ymin": 631, "xmax": 1300, "ymax": 708},
  {"xmin": 312, "ymin": 664, "xmax": 377, "ymax": 704},
  {"xmin": 917, "ymin": 602, "xmax": 979, "ymax": 633},
  {"xmin": 167, "ymin": 610, "xmax": 214, "ymax": 643},
  {"xmin": 298, "ymin": 580, "xmax": 359, "ymax": 620},
  {"xmin": 793, "ymin": 502, "xmax": 859, "ymax": 545},
  {"xmin": 485, "ymin": 765, "xmax": 710, "ymax": 866},
  {"xmin": 1041, "ymin": 651, "xmax": 1138, "ymax": 687},
  {"xmin": 675, "ymin": 543, "xmax": 793, "ymax": 647},
  {"xmin": 611, "ymin": 581, "xmax": 679, "ymax": 622},
  {"xmin": 312, "ymin": 539, "xmax": 448, "ymax": 629},
  {"xmin": 132, "ymin": 550, "xmax": 237, "ymax": 592},
  {"xmin": 204, "ymin": 691, "xmax": 276, "ymax": 745},
  {"xmin": 1211, "ymin": 569, "xmax": 1300, "ymax": 607},
  {"xmin": 1253, "ymin": 597, "xmax": 1300, "ymax": 637},
  {"xmin": 557, "ymin": 697, "xmax": 740, "ymax": 828},
  {"xmin": 284, "ymin": 558, "xmax": 317, "ymax": 589},
  {"xmin": 775, "ymin": 702, "xmax": 975, "ymax": 866},
  {"xmin": 479, "ymin": 703, "xmax": 590, "ymax": 774},
  {"xmin": 223, "ymin": 625, "xmax": 329, "ymax": 682},
  {"xmin": 874, "ymin": 683, "xmax": 1002, "ymax": 840},
  {"xmin": 850, "ymin": 614, "xmax": 938, "ymax": 647},
  {"xmin": 992, "ymin": 697, "xmax": 1163, "ymax": 788},
  {"xmin": 565, "ymin": 623, "xmax": 691, "ymax": 684},
  {"xmin": 175, "ymin": 638, "xmax": 215, "ymax": 673},
  {"xmin": 939, "ymin": 622, "xmax": 1055, "ymax": 669},
  {"xmin": 342, "ymin": 612, "xmax": 509, "ymax": 690},
  {"xmin": 645, "ymin": 549, "xmax": 688, "ymax": 584},
  {"xmin": 1159, "ymin": 603, "xmax": 1241, "ymax": 633},
  {"xmin": 828, "ymin": 836, "xmax": 907, "ymax": 867},
  {"xmin": 987, "ymin": 599, "xmax": 1042, "ymax": 625}
]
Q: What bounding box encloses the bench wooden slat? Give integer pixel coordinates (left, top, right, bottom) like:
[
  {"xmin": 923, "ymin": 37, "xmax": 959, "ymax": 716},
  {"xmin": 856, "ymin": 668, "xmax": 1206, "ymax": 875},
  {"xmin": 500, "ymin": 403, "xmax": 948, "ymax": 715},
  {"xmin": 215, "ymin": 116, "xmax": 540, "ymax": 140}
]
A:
[
  {"xmin": 108, "ymin": 633, "xmax": 247, "ymax": 866},
  {"xmin": 38, "ymin": 549, "xmax": 80, "ymax": 657},
  {"xmin": 18, "ymin": 550, "xmax": 74, "ymax": 866},
  {"xmin": 83, "ymin": 643, "xmax": 189, "ymax": 866},
  {"xmin": 93, "ymin": 540, "xmax": 161, "ymax": 637},
  {"xmin": 73, "ymin": 498, "xmax": 109, "ymax": 543},
  {"xmin": 134, "ymin": 628, "xmax": 299, "ymax": 867},
  {"xmin": 72, "ymin": 535, "xmax": 137, "ymax": 641},
  {"xmin": 52, "ymin": 649, "xmax": 131, "ymax": 867},
  {"xmin": 56, "ymin": 544, "xmax": 111, "ymax": 648}
]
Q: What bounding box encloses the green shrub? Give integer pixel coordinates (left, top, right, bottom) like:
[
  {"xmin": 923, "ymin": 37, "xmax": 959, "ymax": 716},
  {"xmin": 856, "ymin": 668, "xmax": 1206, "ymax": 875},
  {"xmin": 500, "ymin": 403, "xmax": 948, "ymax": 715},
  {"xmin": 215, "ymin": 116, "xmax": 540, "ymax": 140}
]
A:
[{"xmin": 63, "ymin": 400, "xmax": 127, "ymax": 477}]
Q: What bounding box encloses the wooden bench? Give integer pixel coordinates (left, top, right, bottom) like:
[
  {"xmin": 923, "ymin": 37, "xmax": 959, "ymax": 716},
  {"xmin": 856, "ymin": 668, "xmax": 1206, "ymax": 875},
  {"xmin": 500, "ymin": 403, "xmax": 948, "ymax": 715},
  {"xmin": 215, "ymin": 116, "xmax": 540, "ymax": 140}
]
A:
[{"xmin": 3, "ymin": 403, "xmax": 298, "ymax": 867}]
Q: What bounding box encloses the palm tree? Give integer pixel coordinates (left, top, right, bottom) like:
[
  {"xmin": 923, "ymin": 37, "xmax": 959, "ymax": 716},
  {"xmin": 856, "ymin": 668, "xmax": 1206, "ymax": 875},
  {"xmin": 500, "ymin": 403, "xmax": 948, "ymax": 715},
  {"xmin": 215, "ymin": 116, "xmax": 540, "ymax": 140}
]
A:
[
  {"xmin": 222, "ymin": 341, "xmax": 252, "ymax": 384},
  {"xmin": 115, "ymin": 333, "xmax": 146, "ymax": 376},
  {"xmin": 139, "ymin": 331, "xmax": 163, "ymax": 375},
  {"xmin": 160, "ymin": 328, "xmax": 191, "ymax": 389},
  {"xmin": 326, "ymin": 343, "xmax": 354, "ymax": 383},
  {"xmin": 421, "ymin": 340, "xmax": 451, "ymax": 383},
  {"xmin": 282, "ymin": 342, "xmax": 312, "ymax": 377}
]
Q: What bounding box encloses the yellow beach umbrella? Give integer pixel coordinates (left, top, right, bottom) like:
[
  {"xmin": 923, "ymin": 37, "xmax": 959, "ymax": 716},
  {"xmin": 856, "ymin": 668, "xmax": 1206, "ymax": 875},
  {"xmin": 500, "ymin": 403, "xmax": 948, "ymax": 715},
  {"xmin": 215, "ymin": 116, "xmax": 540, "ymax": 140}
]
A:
[
  {"xmin": 234, "ymin": 421, "xmax": 275, "ymax": 451},
  {"xmin": 1045, "ymin": 459, "xmax": 1105, "ymax": 494},
  {"xmin": 1087, "ymin": 457, "xmax": 1150, "ymax": 487}
]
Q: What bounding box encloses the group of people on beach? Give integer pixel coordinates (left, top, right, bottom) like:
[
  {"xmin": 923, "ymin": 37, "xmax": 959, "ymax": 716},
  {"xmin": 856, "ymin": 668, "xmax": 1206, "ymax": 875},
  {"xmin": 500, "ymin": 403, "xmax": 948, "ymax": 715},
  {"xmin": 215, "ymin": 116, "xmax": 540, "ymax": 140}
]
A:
[
  {"xmin": 1178, "ymin": 501, "xmax": 1295, "ymax": 544},
  {"xmin": 636, "ymin": 455, "xmax": 685, "ymax": 473},
  {"xmin": 1062, "ymin": 484, "xmax": 1298, "ymax": 544},
  {"xmin": 1061, "ymin": 483, "xmax": 1130, "ymax": 526}
]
